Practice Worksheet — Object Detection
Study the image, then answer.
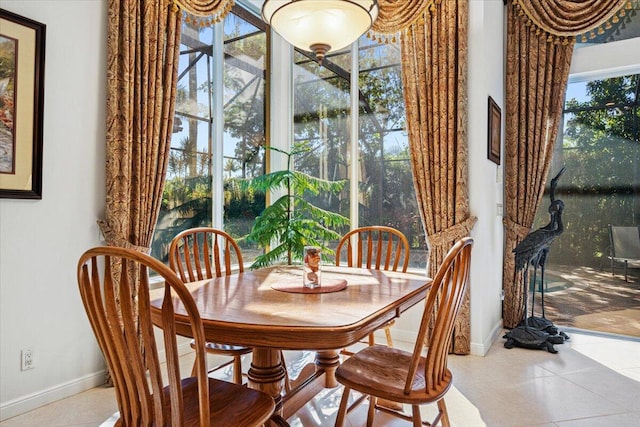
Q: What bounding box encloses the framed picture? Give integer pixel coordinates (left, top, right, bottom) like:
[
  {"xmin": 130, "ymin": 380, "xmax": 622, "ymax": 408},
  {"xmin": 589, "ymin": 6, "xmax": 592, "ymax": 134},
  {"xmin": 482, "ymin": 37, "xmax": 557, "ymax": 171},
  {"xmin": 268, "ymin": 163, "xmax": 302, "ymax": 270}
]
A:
[
  {"xmin": 487, "ymin": 96, "xmax": 501, "ymax": 165},
  {"xmin": 0, "ymin": 9, "xmax": 45, "ymax": 199}
]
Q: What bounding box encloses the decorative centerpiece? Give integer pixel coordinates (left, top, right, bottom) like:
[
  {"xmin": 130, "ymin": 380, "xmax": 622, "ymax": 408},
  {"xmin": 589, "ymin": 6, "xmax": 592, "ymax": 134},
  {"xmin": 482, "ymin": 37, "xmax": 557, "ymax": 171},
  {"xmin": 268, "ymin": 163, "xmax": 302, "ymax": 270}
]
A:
[{"xmin": 303, "ymin": 246, "xmax": 322, "ymax": 288}]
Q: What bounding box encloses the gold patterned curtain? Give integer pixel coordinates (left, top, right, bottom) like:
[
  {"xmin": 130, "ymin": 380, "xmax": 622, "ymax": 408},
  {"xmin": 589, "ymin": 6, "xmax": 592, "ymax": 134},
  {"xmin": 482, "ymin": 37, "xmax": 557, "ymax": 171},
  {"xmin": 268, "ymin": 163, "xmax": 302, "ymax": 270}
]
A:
[
  {"xmin": 372, "ymin": 0, "xmax": 432, "ymax": 33},
  {"xmin": 100, "ymin": 0, "xmax": 234, "ymax": 384},
  {"xmin": 100, "ymin": 0, "xmax": 234, "ymax": 251},
  {"xmin": 173, "ymin": 0, "xmax": 234, "ymax": 17},
  {"xmin": 502, "ymin": 0, "xmax": 628, "ymax": 327},
  {"xmin": 98, "ymin": 0, "xmax": 181, "ymax": 251},
  {"xmin": 374, "ymin": 0, "xmax": 475, "ymax": 354}
]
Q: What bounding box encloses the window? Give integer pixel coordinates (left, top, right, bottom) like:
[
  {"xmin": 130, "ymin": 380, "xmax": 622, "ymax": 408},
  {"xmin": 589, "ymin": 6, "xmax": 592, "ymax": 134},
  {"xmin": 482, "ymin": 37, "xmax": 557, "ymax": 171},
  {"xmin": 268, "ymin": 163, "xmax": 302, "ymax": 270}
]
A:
[
  {"xmin": 152, "ymin": 3, "xmax": 426, "ymax": 270},
  {"xmin": 292, "ymin": 37, "xmax": 426, "ymax": 269},
  {"xmin": 150, "ymin": 6, "xmax": 267, "ymax": 262},
  {"xmin": 537, "ymin": 73, "xmax": 640, "ymax": 266},
  {"xmin": 533, "ymin": 73, "xmax": 640, "ymax": 335}
]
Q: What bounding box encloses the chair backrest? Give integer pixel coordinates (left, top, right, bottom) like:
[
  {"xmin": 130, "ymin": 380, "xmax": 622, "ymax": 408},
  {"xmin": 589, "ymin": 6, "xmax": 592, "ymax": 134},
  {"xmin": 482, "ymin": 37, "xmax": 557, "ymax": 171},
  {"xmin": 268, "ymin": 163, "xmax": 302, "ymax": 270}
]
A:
[
  {"xmin": 335, "ymin": 226, "xmax": 410, "ymax": 272},
  {"xmin": 169, "ymin": 227, "xmax": 244, "ymax": 282},
  {"xmin": 405, "ymin": 237, "xmax": 473, "ymax": 395},
  {"xmin": 77, "ymin": 246, "xmax": 210, "ymax": 426},
  {"xmin": 608, "ymin": 224, "xmax": 640, "ymax": 260}
]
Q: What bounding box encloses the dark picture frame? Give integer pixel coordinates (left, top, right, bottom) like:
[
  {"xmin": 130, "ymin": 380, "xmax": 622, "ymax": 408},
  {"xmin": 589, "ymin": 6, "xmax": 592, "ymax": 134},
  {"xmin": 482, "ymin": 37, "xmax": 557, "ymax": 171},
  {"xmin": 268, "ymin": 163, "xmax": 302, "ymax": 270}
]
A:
[
  {"xmin": 487, "ymin": 96, "xmax": 501, "ymax": 165},
  {"xmin": 0, "ymin": 9, "xmax": 45, "ymax": 199}
]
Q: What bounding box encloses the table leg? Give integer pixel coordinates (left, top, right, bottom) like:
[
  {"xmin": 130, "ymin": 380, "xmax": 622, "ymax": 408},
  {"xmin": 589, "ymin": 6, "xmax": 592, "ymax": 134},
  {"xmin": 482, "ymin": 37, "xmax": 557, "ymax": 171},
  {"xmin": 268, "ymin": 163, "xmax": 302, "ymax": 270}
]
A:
[
  {"xmin": 315, "ymin": 350, "xmax": 340, "ymax": 387},
  {"xmin": 248, "ymin": 348, "xmax": 286, "ymax": 415}
]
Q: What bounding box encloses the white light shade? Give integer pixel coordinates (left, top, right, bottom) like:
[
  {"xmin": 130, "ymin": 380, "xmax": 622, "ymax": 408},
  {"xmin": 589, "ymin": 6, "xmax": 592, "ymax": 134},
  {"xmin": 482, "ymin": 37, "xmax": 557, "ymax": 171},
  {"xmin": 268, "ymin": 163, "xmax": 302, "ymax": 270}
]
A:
[{"xmin": 262, "ymin": 0, "xmax": 378, "ymax": 62}]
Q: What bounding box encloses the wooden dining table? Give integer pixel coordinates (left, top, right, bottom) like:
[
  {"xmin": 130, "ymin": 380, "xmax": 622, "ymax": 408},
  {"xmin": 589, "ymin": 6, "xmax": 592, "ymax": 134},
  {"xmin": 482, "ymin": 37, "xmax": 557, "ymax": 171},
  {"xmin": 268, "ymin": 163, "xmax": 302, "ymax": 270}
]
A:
[{"xmin": 150, "ymin": 265, "xmax": 431, "ymax": 421}]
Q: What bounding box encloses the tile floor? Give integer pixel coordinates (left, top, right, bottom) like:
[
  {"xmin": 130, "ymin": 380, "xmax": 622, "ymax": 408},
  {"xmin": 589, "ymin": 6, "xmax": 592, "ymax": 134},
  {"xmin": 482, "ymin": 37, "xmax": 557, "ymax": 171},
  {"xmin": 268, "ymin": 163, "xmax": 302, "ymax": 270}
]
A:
[{"xmin": 1, "ymin": 329, "xmax": 639, "ymax": 427}]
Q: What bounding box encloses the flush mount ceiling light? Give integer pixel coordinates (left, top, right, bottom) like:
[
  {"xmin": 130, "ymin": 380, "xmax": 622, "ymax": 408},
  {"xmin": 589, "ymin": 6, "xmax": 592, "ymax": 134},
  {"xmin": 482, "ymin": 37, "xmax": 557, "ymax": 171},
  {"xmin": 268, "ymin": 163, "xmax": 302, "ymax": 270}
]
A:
[{"xmin": 262, "ymin": 0, "xmax": 379, "ymax": 63}]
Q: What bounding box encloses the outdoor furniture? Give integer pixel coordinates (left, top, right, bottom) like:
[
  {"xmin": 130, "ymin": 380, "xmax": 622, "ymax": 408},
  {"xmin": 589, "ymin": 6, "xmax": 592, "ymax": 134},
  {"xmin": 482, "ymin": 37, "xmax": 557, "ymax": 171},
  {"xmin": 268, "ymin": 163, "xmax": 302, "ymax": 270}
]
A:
[
  {"xmin": 607, "ymin": 224, "xmax": 640, "ymax": 282},
  {"xmin": 334, "ymin": 237, "xmax": 473, "ymax": 427},
  {"xmin": 169, "ymin": 227, "xmax": 250, "ymax": 383},
  {"xmin": 77, "ymin": 246, "xmax": 276, "ymax": 426},
  {"xmin": 336, "ymin": 226, "xmax": 410, "ymax": 348}
]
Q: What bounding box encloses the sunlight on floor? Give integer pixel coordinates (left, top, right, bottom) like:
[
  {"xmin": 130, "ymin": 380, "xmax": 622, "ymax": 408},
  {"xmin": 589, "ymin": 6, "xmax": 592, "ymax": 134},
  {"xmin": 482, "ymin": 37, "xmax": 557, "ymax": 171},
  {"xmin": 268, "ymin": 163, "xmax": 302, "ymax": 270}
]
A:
[{"xmin": 6, "ymin": 331, "xmax": 640, "ymax": 427}]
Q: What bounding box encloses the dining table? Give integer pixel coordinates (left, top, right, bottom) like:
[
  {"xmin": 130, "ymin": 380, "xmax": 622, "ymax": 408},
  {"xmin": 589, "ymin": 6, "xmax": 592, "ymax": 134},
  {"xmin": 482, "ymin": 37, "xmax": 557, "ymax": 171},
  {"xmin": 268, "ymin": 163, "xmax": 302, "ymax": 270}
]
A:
[{"xmin": 150, "ymin": 264, "xmax": 431, "ymax": 422}]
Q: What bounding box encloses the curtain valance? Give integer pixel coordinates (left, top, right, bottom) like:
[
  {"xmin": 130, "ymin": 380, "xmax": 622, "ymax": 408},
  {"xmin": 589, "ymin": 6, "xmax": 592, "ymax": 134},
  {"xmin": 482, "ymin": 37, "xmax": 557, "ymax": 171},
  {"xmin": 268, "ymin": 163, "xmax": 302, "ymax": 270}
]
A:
[
  {"xmin": 372, "ymin": 0, "xmax": 434, "ymax": 34},
  {"xmin": 512, "ymin": 0, "xmax": 629, "ymax": 39},
  {"xmin": 170, "ymin": 0, "xmax": 235, "ymax": 22}
]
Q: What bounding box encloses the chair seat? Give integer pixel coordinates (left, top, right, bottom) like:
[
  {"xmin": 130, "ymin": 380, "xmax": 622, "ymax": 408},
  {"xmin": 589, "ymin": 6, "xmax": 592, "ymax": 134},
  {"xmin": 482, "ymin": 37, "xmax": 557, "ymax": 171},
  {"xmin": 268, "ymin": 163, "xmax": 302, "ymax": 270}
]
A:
[
  {"xmin": 163, "ymin": 376, "xmax": 275, "ymax": 427},
  {"xmin": 609, "ymin": 255, "xmax": 640, "ymax": 267},
  {"xmin": 336, "ymin": 345, "xmax": 452, "ymax": 405},
  {"xmin": 190, "ymin": 339, "xmax": 252, "ymax": 355}
]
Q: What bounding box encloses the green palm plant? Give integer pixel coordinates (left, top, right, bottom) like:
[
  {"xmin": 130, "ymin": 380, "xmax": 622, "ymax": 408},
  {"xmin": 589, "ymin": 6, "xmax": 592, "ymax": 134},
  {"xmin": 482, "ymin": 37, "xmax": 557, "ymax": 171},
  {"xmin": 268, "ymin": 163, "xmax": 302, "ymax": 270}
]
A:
[{"xmin": 242, "ymin": 143, "xmax": 349, "ymax": 269}]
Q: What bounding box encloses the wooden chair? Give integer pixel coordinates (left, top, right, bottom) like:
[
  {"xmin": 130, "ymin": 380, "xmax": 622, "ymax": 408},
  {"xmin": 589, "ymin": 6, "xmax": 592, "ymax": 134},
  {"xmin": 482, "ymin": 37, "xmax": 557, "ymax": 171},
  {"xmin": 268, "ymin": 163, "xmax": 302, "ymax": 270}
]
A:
[
  {"xmin": 77, "ymin": 246, "xmax": 276, "ymax": 426},
  {"xmin": 336, "ymin": 226, "xmax": 410, "ymax": 347},
  {"xmin": 334, "ymin": 237, "xmax": 473, "ymax": 427},
  {"xmin": 168, "ymin": 227, "xmax": 251, "ymax": 384}
]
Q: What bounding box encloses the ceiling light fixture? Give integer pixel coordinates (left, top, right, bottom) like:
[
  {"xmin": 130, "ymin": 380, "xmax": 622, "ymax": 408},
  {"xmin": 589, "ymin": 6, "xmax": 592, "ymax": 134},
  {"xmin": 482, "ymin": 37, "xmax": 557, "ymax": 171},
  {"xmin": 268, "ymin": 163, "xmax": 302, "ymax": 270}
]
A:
[{"xmin": 261, "ymin": 0, "xmax": 379, "ymax": 64}]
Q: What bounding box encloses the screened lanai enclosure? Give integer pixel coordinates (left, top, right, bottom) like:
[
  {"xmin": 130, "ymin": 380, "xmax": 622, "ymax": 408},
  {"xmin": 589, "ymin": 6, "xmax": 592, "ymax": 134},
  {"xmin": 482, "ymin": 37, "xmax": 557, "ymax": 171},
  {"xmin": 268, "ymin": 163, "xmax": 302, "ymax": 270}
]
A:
[
  {"xmin": 528, "ymin": 3, "xmax": 640, "ymax": 338},
  {"xmin": 150, "ymin": 3, "xmax": 427, "ymax": 269}
]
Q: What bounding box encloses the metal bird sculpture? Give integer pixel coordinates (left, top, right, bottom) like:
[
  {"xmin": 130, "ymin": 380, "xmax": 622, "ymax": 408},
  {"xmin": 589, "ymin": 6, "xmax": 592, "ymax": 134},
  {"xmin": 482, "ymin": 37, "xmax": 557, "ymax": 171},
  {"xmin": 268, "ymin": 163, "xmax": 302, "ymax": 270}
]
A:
[
  {"xmin": 514, "ymin": 167, "xmax": 566, "ymax": 319},
  {"xmin": 504, "ymin": 167, "xmax": 567, "ymax": 352}
]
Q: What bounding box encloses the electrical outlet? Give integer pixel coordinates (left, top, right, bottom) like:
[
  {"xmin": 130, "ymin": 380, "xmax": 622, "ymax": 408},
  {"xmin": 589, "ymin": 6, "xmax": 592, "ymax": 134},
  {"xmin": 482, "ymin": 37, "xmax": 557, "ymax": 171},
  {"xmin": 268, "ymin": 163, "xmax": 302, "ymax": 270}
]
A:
[{"xmin": 21, "ymin": 347, "xmax": 34, "ymax": 371}]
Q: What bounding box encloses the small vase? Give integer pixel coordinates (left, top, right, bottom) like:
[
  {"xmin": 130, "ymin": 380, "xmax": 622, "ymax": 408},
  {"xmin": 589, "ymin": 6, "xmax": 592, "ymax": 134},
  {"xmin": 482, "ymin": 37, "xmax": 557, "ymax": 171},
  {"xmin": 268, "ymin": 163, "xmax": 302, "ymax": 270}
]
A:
[{"xmin": 303, "ymin": 246, "xmax": 322, "ymax": 288}]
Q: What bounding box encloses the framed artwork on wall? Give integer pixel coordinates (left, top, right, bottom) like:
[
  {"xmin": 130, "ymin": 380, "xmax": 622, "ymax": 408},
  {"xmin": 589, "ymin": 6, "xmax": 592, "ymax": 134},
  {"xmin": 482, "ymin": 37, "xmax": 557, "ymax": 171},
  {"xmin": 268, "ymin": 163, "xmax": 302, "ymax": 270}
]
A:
[
  {"xmin": 0, "ymin": 9, "xmax": 46, "ymax": 199},
  {"xmin": 488, "ymin": 96, "xmax": 501, "ymax": 166}
]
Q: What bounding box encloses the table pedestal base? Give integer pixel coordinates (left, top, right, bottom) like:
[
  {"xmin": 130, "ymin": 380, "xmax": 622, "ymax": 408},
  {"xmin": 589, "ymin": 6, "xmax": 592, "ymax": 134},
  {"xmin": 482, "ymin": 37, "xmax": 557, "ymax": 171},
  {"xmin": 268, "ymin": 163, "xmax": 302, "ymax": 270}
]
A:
[{"xmin": 248, "ymin": 349, "xmax": 341, "ymax": 424}]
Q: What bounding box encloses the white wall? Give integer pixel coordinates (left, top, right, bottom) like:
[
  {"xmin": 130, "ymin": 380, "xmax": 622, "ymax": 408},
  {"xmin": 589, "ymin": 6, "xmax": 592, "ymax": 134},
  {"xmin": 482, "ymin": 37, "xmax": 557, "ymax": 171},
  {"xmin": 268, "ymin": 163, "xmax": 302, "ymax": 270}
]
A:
[
  {"xmin": 466, "ymin": 0, "xmax": 506, "ymax": 354},
  {"xmin": 0, "ymin": 0, "xmax": 107, "ymax": 420}
]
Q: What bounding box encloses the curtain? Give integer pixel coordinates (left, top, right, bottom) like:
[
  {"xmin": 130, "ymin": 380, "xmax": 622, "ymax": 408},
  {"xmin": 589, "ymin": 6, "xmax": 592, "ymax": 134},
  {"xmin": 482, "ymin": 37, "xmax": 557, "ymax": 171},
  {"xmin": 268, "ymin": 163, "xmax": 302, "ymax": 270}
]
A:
[
  {"xmin": 372, "ymin": 0, "xmax": 433, "ymax": 34},
  {"xmin": 98, "ymin": 0, "xmax": 181, "ymax": 251},
  {"xmin": 100, "ymin": 0, "xmax": 234, "ymax": 383},
  {"xmin": 373, "ymin": 0, "xmax": 475, "ymax": 354},
  {"xmin": 502, "ymin": 0, "xmax": 628, "ymax": 327},
  {"xmin": 401, "ymin": 0, "xmax": 475, "ymax": 354}
]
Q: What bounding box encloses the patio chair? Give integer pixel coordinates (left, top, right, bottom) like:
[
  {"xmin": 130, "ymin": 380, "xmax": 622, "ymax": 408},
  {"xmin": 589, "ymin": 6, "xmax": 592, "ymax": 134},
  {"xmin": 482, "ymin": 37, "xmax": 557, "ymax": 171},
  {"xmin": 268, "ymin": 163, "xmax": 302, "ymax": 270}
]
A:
[{"xmin": 607, "ymin": 224, "xmax": 640, "ymax": 282}]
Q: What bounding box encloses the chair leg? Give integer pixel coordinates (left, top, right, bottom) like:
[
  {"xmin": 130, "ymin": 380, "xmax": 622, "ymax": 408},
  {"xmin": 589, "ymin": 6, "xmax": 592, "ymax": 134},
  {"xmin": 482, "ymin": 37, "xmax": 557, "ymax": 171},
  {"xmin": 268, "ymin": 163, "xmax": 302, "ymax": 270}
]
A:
[
  {"xmin": 384, "ymin": 326, "xmax": 394, "ymax": 347},
  {"xmin": 368, "ymin": 332, "xmax": 375, "ymax": 346},
  {"xmin": 411, "ymin": 405, "xmax": 422, "ymax": 427},
  {"xmin": 367, "ymin": 396, "xmax": 376, "ymax": 427},
  {"xmin": 438, "ymin": 399, "xmax": 451, "ymax": 427},
  {"xmin": 232, "ymin": 355, "xmax": 242, "ymax": 384},
  {"xmin": 281, "ymin": 350, "xmax": 291, "ymax": 393},
  {"xmin": 335, "ymin": 386, "xmax": 351, "ymax": 427},
  {"xmin": 625, "ymin": 261, "xmax": 629, "ymax": 282}
]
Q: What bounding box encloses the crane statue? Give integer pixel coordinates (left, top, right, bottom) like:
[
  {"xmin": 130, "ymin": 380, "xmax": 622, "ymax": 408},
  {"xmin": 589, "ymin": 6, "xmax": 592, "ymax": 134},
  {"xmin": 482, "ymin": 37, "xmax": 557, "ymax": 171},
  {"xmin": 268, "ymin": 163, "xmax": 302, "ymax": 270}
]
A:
[{"xmin": 504, "ymin": 167, "xmax": 568, "ymax": 352}]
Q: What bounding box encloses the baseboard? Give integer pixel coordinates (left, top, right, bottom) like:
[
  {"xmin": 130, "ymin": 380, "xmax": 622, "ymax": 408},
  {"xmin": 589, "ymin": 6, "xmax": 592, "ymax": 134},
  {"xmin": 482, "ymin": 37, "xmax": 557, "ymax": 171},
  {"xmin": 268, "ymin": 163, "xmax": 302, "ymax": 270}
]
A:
[
  {"xmin": 0, "ymin": 341, "xmax": 194, "ymax": 422},
  {"xmin": 0, "ymin": 371, "xmax": 106, "ymax": 422},
  {"xmin": 384, "ymin": 319, "xmax": 504, "ymax": 356},
  {"xmin": 470, "ymin": 319, "xmax": 504, "ymax": 356}
]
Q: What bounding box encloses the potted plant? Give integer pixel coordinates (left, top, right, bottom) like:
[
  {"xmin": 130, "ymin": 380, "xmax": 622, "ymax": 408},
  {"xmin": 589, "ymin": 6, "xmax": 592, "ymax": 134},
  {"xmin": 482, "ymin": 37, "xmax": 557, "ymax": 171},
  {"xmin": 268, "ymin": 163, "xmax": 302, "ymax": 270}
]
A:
[{"xmin": 241, "ymin": 143, "xmax": 349, "ymax": 268}]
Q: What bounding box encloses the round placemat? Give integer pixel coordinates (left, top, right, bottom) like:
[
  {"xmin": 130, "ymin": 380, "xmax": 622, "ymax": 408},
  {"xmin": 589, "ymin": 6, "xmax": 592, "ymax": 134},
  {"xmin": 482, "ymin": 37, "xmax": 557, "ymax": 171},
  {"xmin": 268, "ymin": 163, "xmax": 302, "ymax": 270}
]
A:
[{"xmin": 271, "ymin": 278, "xmax": 348, "ymax": 294}]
